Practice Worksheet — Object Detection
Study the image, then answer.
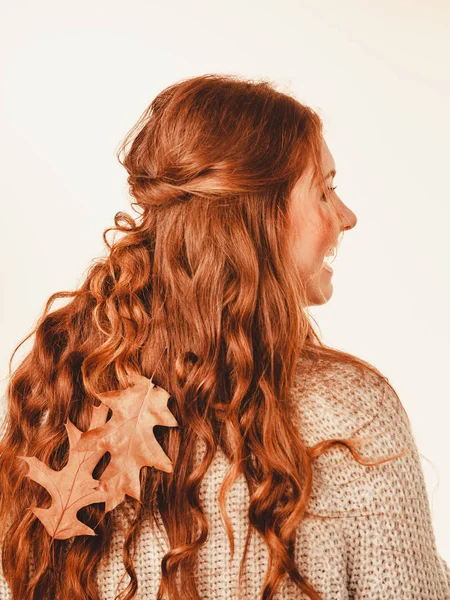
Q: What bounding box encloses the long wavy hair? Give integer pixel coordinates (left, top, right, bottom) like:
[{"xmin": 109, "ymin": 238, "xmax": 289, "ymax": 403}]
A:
[{"xmin": 0, "ymin": 73, "xmax": 411, "ymax": 600}]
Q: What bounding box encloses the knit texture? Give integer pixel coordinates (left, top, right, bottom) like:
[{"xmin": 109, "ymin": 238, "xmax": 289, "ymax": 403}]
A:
[{"xmin": 1, "ymin": 357, "xmax": 449, "ymax": 599}]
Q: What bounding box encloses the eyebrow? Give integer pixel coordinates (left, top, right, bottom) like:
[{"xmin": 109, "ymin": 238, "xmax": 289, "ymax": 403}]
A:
[{"xmin": 325, "ymin": 169, "xmax": 336, "ymax": 179}]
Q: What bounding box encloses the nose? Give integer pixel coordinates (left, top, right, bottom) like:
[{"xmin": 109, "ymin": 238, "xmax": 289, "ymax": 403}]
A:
[{"xmin": 338, "ymin": 202, "xmax": 357, "ymax": 232}]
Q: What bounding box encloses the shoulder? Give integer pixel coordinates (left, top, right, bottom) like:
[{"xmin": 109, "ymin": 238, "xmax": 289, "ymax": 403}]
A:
[
  {"xmin": 290, "ymin": 357, "xmax": 421, "ymax": 513},
  {"xmin": 290, "ymin": 359, "xmax": 450, "ymax": 597},
  {"xmin": 290, "ymin": 356, "xmax": 414, "ymax": 466}
]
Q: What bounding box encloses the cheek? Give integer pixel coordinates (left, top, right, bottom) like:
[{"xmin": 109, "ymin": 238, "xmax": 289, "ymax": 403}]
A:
[
  {"xmin": 289, "ymin": 204, "xmax": 335, "ymax": 267},
  {"xmin": 291, "ymin": 232, "xmax": 322, "ymax": 272},
  {"xmin": 317, "ymin": 207, "xmax": 338, "ymax": 251}
]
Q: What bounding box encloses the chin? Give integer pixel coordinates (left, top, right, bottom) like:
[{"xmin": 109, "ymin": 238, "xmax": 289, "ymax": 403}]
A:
[{"xmin": 306, "ymin": 280, "xmax": 333, "ymax": 307}]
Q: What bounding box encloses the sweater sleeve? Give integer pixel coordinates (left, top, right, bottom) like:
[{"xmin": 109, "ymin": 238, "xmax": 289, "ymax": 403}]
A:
[
  {"xmin": 329, "ymin": 377, "xmax": 450, "ymax": 599},
  {"xmin": 441, "ymin": 556, "xmax": 450, "ymax": 589},
  {"xmin": 297, "ymin": 365, "xmax": 450, "ymax": 600}
]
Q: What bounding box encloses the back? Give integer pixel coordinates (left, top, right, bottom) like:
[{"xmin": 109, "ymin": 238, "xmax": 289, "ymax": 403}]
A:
[
  {"xmin": 94, "ymin": 357, "xmax": 450, "ymax": 599},
  {"xmin": 1, "ymin": 357, "xmax": 449, "ymax": 599}
]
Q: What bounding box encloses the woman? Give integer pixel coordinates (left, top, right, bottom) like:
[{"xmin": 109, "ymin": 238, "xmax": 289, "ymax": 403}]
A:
[{"xmin": 0, "ymin": 74, "xmax": 448, "ymax": 600}]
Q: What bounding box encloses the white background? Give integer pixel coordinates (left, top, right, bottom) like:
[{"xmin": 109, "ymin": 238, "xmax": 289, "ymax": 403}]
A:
[{"xmin": 1, "ymin": 0, "xmax": 449, "ymax": 563}]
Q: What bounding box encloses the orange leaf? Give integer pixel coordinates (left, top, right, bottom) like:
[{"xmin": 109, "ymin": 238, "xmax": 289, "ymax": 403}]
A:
[
  {"xmin": 17, "ymin": 402, "xmax": 110, "ymax": 540},
  {"xmin": 18, "ymin": 375, "xmax": 179, "ymax": 540},
  {"xmin": 73, "ymin": 374, "xmax": 179, "ymax": 512}
]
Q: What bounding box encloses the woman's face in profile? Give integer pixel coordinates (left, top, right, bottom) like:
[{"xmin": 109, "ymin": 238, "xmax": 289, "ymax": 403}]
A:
[{"xmin": 288, "ymin": 137, "xmax": 358, "ymax": 306}]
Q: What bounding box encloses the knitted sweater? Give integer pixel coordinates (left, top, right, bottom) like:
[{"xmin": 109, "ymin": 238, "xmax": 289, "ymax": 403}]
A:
[{"xmin": 1, "ymin": 357, "xmax": 449, "ymax": 599}]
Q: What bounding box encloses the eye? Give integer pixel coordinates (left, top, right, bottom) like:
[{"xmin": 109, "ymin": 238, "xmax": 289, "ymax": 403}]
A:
[{"xmin": 321, "ymin": 185, "xmax": 337, "ymax": 201}]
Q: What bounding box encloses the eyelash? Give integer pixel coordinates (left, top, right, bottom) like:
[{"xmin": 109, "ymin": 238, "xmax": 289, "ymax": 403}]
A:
[{"xmin": 322, "ymin": 186, "xmax": 337, "ymax": 201}]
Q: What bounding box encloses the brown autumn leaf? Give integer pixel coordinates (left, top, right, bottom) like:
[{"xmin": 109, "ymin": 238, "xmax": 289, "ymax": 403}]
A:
[
  {"xmin": 18, "ymin": 374, "xmax": 179, "ymax": 540},
  {"xmin": 72, "ymin": 373, "xmax": 179, "ymax": 513},
  {"xmin": 17, "ymin": 402, "xmax": 110, "ymax": 540}
]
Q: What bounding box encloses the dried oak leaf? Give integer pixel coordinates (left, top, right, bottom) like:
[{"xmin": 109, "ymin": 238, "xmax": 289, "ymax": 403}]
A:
[
  {"xmin": 17, "ymin": 401, "xmax": 110, "ymax": 540},
  {"xmin": 72, "ymin": 374, "xmax": 179, "ymax": 513}
]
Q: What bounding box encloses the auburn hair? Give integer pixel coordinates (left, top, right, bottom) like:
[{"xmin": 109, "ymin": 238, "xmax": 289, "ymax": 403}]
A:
[{"xmin": 0, "ymin": 73, "xmax": 411, "ymax": 600}]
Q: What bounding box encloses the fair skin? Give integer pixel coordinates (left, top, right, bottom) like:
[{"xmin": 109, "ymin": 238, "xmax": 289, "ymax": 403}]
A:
[{"xmin": 289, "ymin": 137, "xmax": 358, "ymax": 306}]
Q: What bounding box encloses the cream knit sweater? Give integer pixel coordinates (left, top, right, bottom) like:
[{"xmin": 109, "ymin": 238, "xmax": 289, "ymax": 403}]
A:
[{"xmin": 1, "ymin": 357, "xmax": 449, "ymax": 599}]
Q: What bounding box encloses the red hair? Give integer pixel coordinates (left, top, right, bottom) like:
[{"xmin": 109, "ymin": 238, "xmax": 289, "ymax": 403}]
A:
[{"xmin": 0, "ymin": 73, "xmax": 410, "ymax": 600}]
